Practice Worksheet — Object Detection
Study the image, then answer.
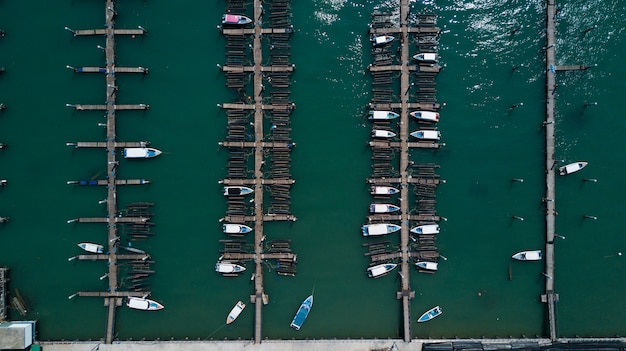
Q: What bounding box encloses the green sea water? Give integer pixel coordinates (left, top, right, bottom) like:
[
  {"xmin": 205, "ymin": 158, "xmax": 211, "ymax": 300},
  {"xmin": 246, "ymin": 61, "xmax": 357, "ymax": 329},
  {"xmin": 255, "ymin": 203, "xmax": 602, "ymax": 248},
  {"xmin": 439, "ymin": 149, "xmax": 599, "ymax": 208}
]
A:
[{"xmin": 0, "ymin": 0, "xmax": 625, "ymax": 342}]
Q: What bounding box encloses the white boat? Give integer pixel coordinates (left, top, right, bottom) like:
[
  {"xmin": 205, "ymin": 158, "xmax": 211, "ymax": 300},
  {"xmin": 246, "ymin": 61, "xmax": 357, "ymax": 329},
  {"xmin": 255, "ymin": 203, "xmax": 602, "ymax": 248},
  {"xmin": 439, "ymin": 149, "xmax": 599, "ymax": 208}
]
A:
[
  {"xmin": 372, "ymin": 129, "xmax": 396, "ymax": 138},
  {"xmin": 126, "ymin": 297, "xmax": 164, "ymax": 311},
  {"xmin": 223, "ymin": 186, "xmax": 254, "ymax": 196},
  {"xmin": 367, "ymin": 263, "xmax": 398, "ymax": 278},
  {"xmin": 410, "ymin": 130, "xmax": 441, "ymax": 140},
  {"xmin": 362, "ymin": 223, "xmax": 401, "ymax": 236},
  {"xmin": 222, "ymin": 14, "xmax": 252, "ymax": 25},
  {"xmin": 123, "ymin": 147, "xmax": 162, "ymax": 159},
  {"xmin": 369, "ymin": 203, "xmax": 400, "ymax": 214},
  {"xmin": 226, "ymin": 300, "xmax": 246, "ymax": 324},
  {"xmin": 413, "ymin": 52, "xmax": 438, "ymax": 62},
  {"xmin": 223, "ymin": 223, "xmax": 253, "ymax": 234},
  {"xmin": 77, "ymin": 242, "xmax": 104, "ymax": 254},
  {"xmin": 512, "ymin": 250, "xmax": 542, "ymax": 261},
  {"xmin": 215, "ymin": 262, "xmax": 246, "ymax": 274},
  {"xmin": 416, "ymin": 261, "xmax": 438, "ymax": 271},
  {"xmin": 370, "ymin": 185, "xmax": 399, "ymax": 195},
  {"xmin": 368, "ymin": 110, "xmax": 399, "ymax": 120},
  {"xmin": 417, "ymin": 305, "xmax": 442, "ymax": 322},
  {"xmin": 410, "ymin": 224, "xmax": 439, "ymax": 235},
  {"xmin": 559, "ymin": 161, "xmax": 588, "ymax": 176},
  {"xmin": 410, "ymin": 111, "xmax": 439, "ymax": 122},
  {"xmin": 371, "ymin": 35, "xmax": 394, "ymax": 46}
]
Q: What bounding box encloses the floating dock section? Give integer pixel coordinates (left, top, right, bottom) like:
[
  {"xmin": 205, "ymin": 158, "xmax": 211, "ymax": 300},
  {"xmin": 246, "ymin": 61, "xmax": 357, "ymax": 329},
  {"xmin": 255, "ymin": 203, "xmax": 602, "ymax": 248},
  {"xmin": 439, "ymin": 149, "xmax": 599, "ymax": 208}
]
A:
[
  {"xmin": 218, "ymin": 0, "xmax": 297, "ymax": 343},
  {"xmin": 365, "ymin": 8, "xmax": 442, "ymax": 343},
  {"xmin": 65, "ymin": 1, "xmax": 155, "ymax": 344}
]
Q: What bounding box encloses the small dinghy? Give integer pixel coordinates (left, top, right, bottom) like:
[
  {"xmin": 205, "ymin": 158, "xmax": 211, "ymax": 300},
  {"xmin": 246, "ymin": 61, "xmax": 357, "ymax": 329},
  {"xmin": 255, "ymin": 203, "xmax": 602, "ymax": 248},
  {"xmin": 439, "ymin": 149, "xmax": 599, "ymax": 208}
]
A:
[
  {"xmin": 369, "ymin": 110, "xmax": 399, "ymax": 120},
  {"xmin": 223, "ymin": 186, "xmax": 254, "ymax": 196},
  {"xmin": 418, "ymin": 305, "xmax": 442, "ymax": 322},
  {"xmin": 222, "ymin": 14, "xmax": 252, "ymax": 25},
  {"xmin": 226, "ymin": 301, "xmax": 246, "ymax": 324},
  {"xmin": 123, "ymin": 147, "xmax": 162, "ymax": 159},
  {"xmin": 369, "ymin": 203, "xmax": 400, "ymax": 214},
  {"xmin": 559, "ymin": 161, "xmax": 588, "ymax": 176},
  {"xmin": 77, "ymin": 242, "xmax": 104, "ymax": 254},
  {"xmin": 410, "ymin": 130, "xmax": 441, "ymax": 140},
  {"xmin": 512, "ymin": 250, "xmax": 542, "ymax": 261},
  {"xmin": 367, "ymin": 263, "xmax": 398, "ymax": 278},
  {"xmin": 223, "ymin": 223, "xmax": 253, "ymax": 234},
  {"xmin": 410, "ymin": 224, "xmax": 439, "ymax": 235},
  {"xmin": 413, "ymin": 52, "xmax": 438, "ymax": 63},
  {"xmin": 362, "ymin": 223, "xmax": 401, "ymax": 236},
  {"xmin": 215, "ymin": 262, "xmax": 246, "ymax": 274},
  {"xmin": 410, "ymin": 110, "xmax": 439, "ymax": 122},
  {"xmin": 416, "ymin": 261, "xmax": 438, "ymax": 271},
  {"xmin": 370, "ymin": 185, "xmax": 399, "ymax": 195},
  {"xmin": 371, "ymin": 35, "xmax": 394, "ymax": 46},
  {"xmin": 126, "ymin": 297, "xmax": 164, "ymax": 311},
  {"xmin": 372, "ymin": 129, "xmax": 396, "ymax": 138}
]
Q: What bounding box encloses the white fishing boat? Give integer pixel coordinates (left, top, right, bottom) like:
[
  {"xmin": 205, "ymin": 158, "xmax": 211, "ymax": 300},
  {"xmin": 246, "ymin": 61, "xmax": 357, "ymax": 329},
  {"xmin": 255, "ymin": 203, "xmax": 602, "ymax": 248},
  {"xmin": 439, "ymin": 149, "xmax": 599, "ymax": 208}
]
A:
[
  {"xmin": 369, "ymin": 203, "xmax": 400, "ymax": 214},
  {"xmin": 410, "ymin": 110, "xmax": 439, "ymax": 122},
  {"xmin": 223, "ymin": 186, "xmax": 254, "ymax": 196},
  {"xmin": 226, "ymin": 300, "xmax": 246, "ymax": 324},
  {"xmin": 77, "ymin": 242, "xmax": 104, "ymax": 254},
  {"xmin": 410, "ymin": 130, "xmax": 441, "ymax": 140},
  {"xmin": 559, "ymin": 161, "xmax": 588, "ymax": 176},
  {"xmin": 416, "ymin": 261, "xmax": 438, "ymax": 271},
  {"xmin": 371, "ymin": 35, "xmax": 394, "ymax": 46},
  {"xmin": 410, "ymin": 224, "xmax": 440, "ymax": 235},
  {"xmin": 222, "ymin": 223, "xmax": 253, "ymax": 234},
  {"xmin": 371, "ymin": 129, "xmax": 396, "ymax": 138},
  {"xmin": 413, "ymin": 52, "xmax": 438, "ymax": 62},
  {"xmin": 367, "ymin": 263, "xmax": 398, "ymax": 278},
  {"xmin": 123, "ymin": 147, "xmax": 162, "ymax": 159},
  {"xmin": 512, "ymin": 250, "xmax": 542, "ymax": 261},
  {"xmin": 368, "ymin": 110, "xmax": 399, "ymax": 120},
  {"xmin": 417, "ymin": 305, "xmax": 442, "ymax": 322},
  {"xmin": 126, "ymin": 297, "xmax": 164, "ymax": 311},
  {"xmin": 370, "ymin": 185, "xmax": 399, "ymax": 195},
  {"xmin": 215, "ymin": 262, "xmax": 246, "ymax": 274},
  {"xmin": 222, "ymin": 14, "xmax": 252, "ymax": 25},
  {"xmin": 362, "ymin": 223, "xmax": 401, "ymax": 236}
]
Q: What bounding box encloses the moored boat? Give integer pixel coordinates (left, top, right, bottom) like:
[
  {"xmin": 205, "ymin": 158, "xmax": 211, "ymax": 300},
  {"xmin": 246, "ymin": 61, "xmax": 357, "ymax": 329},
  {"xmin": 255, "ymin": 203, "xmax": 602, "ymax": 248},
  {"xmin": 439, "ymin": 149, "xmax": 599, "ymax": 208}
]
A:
[
  {"xmin": 559, "ymin": 161, "xmax": 588, "ymax": 176},
  {"xmin": 222, "ymin": 14, "xmax": 252, "ymax": 25},
  {"xmin": 512, "ymin": 250, "xmax": 542, "ymax": 261},
  {"xmin": 223, "ymin": 223, "xmax": 253, "ymax": 234},
  {"xmin": 362, "ymin": 223, "xmax": 401, "ymax": 236},
  {"xmin": 215, "ymin": 262, "xmax": 246, "ymax": 274},
  {"xmin": 77, "ymin": 242, "xmax": 104, "ymax": 254},
  {"xmin": 372, "ymin": 129, "xmax": 396, "ymax": 138},
  {"xmin": 416, "ymin": 261, "xmax": 438, "ymax": 271},
  {"xmin": 418, "ymin": 305, "xmax": 442, "ymax": 322},
  {"xmin": 410, "ymin": 110, "xmax": 439, "ymax": 122},
  {"xmin": 410, "ymin": 224, "xmax": 439, "ymax": 235},
  {"xmin": 126, "ymin": 297, "xmax": 164, "ymax": 311},
  {"xmin": 123, "ymin": 147, "xmax": 162, "ymax": 159},
  {"xmin": 367, "ymin": 263, "xmax": 398, "ymax": 278},
  {"xmin": 369, "ymin": 203, "xmax": 400, "ymax": 213},
  {"xmin": 226, "ymin": 300, "xmax": 246, "ymax": 324},
  {"xmin": 413, "ymin": 52, "xmax": 438, "ymax": 62},
  {"xmin": 370, "ymin": 185, "xmax": 399, "ymax": 195},
  {"xmin": 290, "ymin": 295, "xmax": 313, "ymax": 330},
  {"xmin": 371, "ymin": 35, "xmax": 394, "ymax": 46},
  {"xmin": 368, "ymin": 110, "xmax": 399, "ymax": 120},
  {"xmin": 410, "ymin": 130, "xmax": 441, "ymax": 140},
  {"xmin": 223, "ymin": 186, "xmax": 254, "ymax": 196}
]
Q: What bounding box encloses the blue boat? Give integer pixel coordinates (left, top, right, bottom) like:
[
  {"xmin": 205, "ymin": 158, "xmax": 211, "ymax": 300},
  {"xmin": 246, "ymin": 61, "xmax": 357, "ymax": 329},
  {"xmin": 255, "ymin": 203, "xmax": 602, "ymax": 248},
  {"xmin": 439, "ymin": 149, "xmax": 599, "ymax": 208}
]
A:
[
  {"xmin": 417, "ymin": 305, "xmax": 442, "ymax": 323},
  {"xmin": 290, "ymin": 295, "xmax": 313, "ymax": 330}
]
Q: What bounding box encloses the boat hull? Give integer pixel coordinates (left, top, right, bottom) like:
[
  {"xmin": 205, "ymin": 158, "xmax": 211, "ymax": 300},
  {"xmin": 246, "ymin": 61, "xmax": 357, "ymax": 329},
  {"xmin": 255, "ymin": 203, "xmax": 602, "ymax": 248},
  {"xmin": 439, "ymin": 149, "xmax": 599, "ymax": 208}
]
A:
[
  {"xmin": 223, "ymin": 223, "xmax": 253, "ymax": 234},
  {"xmin": 216, "ymin": 262, "xmax": 246, "ymax": 274},
  {"xmin": 418, "ymin": 306, "xmax": 442, "ymax": 322},
  {"xmin": 226, "ymin": 301, "xmax": 246, "ymax": 324},
  {"xmin": 416, "ymin": 261, "xmax": 438, "ymax": 271},
  {"xmin": 369, "ymin": 204, "xmax": 400, "ymax": 213},
  {"xmin": 223, "ymin": 186, "xmax": 254, "ymax": 196},
  {"xmin": 370, "ymin": 186, "xmax": 399, "ymax": 195},
  {"xmin": 367, "ymin": 263, "xmax": 398, "ymax": 278},
  {"xmin": 512, "ymin": 250, "xmax": 542, "ymax": 261},
  {"xmin": 410, "ymin": 130, "xmax": 441, "ymax": 140},
  {"xmin": 362, "ymin": 223, "xmax": 401, "ymax": 236},
  {"xmin": 127, "ymin": 297, "xmax": 164, "ymax": 311},
  {"xmin": 290, "ymin": 295, "xmax": 313, "ymax": 330},
  {"xmin": 410, "ymin": 224, "xmax": 440, "ymax": 235},
  {"xmin": 559, "ymin": 161, "xmax": 588, "ymax": 176},
  {"xmin": 78, "ymin": 242, "xmax": 104, "ymax": 254},
  {"xmin": 123, "ymin": 147, "xmax": 162, "ymax": 159}
]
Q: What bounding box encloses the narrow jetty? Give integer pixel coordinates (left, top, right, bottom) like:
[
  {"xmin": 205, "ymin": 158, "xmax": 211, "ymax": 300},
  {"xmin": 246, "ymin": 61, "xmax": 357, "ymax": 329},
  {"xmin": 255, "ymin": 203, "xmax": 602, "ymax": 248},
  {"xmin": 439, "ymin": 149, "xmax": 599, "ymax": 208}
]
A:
[
  {"xmin": 219, "ymin": 0, "xmax": 296, "ymax": 343},
  {"xmin": 66, "ymin": 1, "xmax": 154, "ymax": 344},
  {"xmin": 366, "ymin": 8, "xmax": 442, "ymax": 343}
]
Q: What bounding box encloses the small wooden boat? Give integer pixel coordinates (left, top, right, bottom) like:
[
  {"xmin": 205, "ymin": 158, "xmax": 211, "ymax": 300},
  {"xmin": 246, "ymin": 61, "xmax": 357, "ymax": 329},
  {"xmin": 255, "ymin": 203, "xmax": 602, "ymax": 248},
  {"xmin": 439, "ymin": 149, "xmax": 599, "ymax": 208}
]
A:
[
  {"xmin": 370, "ymin": 185, "xmax": 399, "ymax": 195},
  {"xmin": 418, "ymin": 305, "xmax": 442, "ymax": 322},
  {"xmin": 512, "ymin": 250, "xmax": 542, "ymax": 261},
  {"xmin": 290, "ymin": 295, "xmax": 313, "ymax": 330},
  {"xmin": 371, "ymin": 35, "xmax": 394, "ymax": 46},
  {"xmin": 362, "ymin": 223, "xmax": 401, "ymax": 236},
  {"xmin": 123, "ymin": 147, "xmax": 162, "ymax": 159},
  {"xmin": 222, "ymin": 14, "xmax": 252, "ymax": 25},
  {"xmin": 215, "ymin": 262, "xmax": 246, "ymax": 274},
  {"xmin": 223, "ymin": 223, "xmax": 253, "ymax": 234},
  {"xmin": 413, "ymin": 52, "xmax": 438, "ymax": 62},
  {"xmin": 126, "ymin": 297, "xmax": 164, "ymax": 311},
  {"xmin": 223, "ymin": 186, "xmax": 254, "ymax": 196},
  {"xmin": 372, "ymin": 129, "xmax": 396, "ymax": 139},
  {"xmin": 226, "ymin": 300, "xmax": 246, "ymax": 324},
  {"xmin": 410, "ymin": 130, "xmax": 441, "ymax": 140},
  {"xmin": 410, "ymin": 224, "xmax": 439, "ymax": 235},
  {"xmin": 77, "ymin": 242, "xmax": 104, "ymax": 254},
  {"xmin": 369, "ymin": 110, "xmax": 399, "ymax": 120},
  {"xmin": 410, "ymin": 111, "xmax": 439, "ymax": 122},
  {"xmin": 369, "ymin": 203, "xmax": 400, "ymax": 214},
  {"xmin": 367, "ymin": 263, "xmax": 398, "ymax": 278},
  {"xmin": 559, "ymin": 161, "xmax": 588, "ymax": 176},
  {"xmin": 416, "ymin": 261, "xmax": 438, "ymax": 271}
]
